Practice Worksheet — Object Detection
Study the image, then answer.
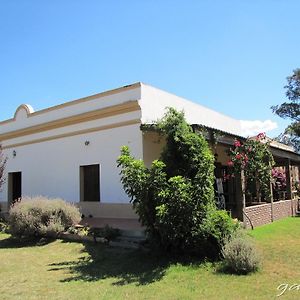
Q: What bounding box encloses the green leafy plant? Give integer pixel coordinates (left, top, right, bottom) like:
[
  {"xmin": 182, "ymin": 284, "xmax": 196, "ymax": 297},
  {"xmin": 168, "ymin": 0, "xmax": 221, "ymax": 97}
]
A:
[
  {"xmin": 201, "ymin": 210, "xmax": 240, "ymax": 250},
  {"xmin": 118, "ymin": 108, "xmax": 236, "ymax": 256},
  {"xmin": 67, "ymin": 225, "xmax": 89, "ymax": 236},
  {"xmin": 8, "ymin": 196, "xmax": 81, "ymax": 238},
  {"xmin": 0, "ymin": 221, "xmax": 8, "ymax": 233},
  {"xmin": 272, "ymin": 68, "xmax": 300, "ymax": 152}
]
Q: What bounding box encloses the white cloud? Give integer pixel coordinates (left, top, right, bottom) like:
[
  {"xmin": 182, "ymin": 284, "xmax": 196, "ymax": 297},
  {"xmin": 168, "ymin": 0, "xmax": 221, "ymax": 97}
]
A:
[{"xmin": 240, "ymin": 119, "xmax": 278, "ymax": 137}]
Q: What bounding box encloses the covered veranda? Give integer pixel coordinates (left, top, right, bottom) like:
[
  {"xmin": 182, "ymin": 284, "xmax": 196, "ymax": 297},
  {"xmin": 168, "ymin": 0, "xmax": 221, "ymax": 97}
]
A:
[{"xmin": 197, "ymin": 126, "xmax": 300, "ymax": 228}]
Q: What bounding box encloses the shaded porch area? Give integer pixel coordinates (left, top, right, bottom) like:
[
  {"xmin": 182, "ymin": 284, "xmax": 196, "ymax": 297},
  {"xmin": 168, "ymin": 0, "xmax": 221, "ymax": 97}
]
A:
[
  {"xmin": 143, "ymin": 126, "xmax": 300, "ymax": 229},
  {"xmin": 212, "ymin": 134, "xmax": 300, "ymax": 228}
]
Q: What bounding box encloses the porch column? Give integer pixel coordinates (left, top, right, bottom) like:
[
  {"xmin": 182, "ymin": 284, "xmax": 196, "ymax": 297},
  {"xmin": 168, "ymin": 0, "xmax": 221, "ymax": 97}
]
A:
[
  {"xmin": 270, "ymin": 176, "xmax": 274, "ymax": 222},
  {"xmin": 235, "ymin": 171, "xmax": 246, "ymax": 220},
  {"xmin": 285, "ymin": 159, "xmax": 293, "ymax": 200}
]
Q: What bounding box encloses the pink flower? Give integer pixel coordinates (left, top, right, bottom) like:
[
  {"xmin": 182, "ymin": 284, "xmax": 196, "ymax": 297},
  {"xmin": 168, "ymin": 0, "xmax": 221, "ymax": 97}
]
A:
[
  {"xmin": 227, "ymin": 160, "xmax": 234, "ymax": 167},
  {"xmin": 234, "ymin": 140, "xmax": 241, "ymax": 147},
  {"xmin": 256, "ymin": 132, "xmax": 266, "ymax": 140},
  {"xmin": 236, "ymin": 153, "xmax": 242, "ymax": 159}
]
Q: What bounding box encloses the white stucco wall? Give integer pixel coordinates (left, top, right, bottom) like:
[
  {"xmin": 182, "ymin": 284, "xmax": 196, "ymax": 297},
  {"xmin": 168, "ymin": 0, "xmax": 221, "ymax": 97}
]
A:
[
  {"xmin": 0, "ymin": 82, "xmax": 245, "ymax": 214},
  {"xmin": 0, "ymin": 84, "xmax": 143, "ymax": 209},
  {"xmin": 0, "ymin": 84, "xmax": 141, "ymax": 134},
  {"xmin": 142, "ymin": 131, "xmax": 165, "ymax": 167},
  {"xmin": 0, "ymin": 122, "xmax": 143, "ymax": 204}
]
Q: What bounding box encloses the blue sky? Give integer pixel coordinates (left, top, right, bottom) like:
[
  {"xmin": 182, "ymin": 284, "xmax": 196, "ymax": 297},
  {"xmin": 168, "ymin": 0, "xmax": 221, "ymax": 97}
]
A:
[{"xmin": 1, "ymin": 1, "xmax": 299, "ymax": 136}]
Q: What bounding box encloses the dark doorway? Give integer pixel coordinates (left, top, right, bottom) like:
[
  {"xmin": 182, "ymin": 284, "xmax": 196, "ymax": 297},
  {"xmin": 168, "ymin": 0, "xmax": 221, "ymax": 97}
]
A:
[
  {"xmin": 8, "ymin": 172, "xmax": 22, "ymax": 204},
  {"xmin": 80, "ymin": 164, "xmax": 100, "ymax": 202}
]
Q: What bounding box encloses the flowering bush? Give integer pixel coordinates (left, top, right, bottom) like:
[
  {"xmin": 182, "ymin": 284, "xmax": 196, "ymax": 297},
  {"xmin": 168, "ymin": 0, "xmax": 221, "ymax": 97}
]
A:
[
  {"xmin": 271, "ymin": 168, "xmax": 287, "ymax": 192},
  {"xmin": 227, "ymin": 133, "xmax": 274, "ymax": 200}
]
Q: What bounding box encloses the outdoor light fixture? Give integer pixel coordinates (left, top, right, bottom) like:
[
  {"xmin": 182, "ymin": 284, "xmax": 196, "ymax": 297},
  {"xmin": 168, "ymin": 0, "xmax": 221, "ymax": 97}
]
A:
[
  {"xmin": 13, "ymin": 150, "xmax": 16, "ymax": 158},
  {"xmin": 84, "ymin": 141, "xmax": 90, "ymax": 146}
]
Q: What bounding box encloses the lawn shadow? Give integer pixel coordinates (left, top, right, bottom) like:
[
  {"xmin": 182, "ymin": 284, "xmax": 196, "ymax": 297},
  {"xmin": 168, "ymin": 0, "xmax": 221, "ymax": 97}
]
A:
[
  {"xmin": 0, "ymin": 236, "xmax": 55, "ymax": 248},
  {"xmin": 48, "ymin": 242, "xmax": 204, "ymax": 286},
  {"xmin": 214, "ymin": 261, "xmax": 258, "ymax": 276}
]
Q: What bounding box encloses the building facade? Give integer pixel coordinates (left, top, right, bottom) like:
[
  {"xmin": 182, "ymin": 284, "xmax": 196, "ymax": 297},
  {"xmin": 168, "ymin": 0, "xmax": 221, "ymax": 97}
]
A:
[{"xmin": 0, "ymin": 83, "xmax": 299, "ymax": 228}]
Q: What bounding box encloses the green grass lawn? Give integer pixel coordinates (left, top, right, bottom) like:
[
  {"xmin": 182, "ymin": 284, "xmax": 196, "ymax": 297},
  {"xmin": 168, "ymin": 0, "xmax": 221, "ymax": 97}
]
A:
[{"xmin": 0, "ymin": 217, "xmax": 299, "ymax": 300}]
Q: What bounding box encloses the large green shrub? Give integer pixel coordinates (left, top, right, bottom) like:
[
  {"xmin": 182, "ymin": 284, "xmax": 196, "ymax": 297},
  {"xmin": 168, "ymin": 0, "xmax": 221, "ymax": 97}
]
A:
[
  {"xmin": 118, "ymin": 108, "xmax": 236, "ymax": 256},
  {"xmin": 9, "ymin": 196, "xmax": 81, "ymax": 238}
]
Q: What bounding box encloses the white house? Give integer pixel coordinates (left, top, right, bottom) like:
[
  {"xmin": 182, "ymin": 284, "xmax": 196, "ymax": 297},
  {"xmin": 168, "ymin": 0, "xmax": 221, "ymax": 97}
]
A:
[
  {"xmin": 1, "ymin": 82, "xmax": 298, "ymax": 228},
  {"xmin": 0, "ymin": 83, "xmax": 243, "ymax": 220}
]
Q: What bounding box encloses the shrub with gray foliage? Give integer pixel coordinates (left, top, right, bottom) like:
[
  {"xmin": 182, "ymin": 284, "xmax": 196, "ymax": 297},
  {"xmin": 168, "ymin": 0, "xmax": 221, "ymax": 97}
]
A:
[
  {"xmin": 9, "ymin": 196, "xmax": 81, "ymax": 238},
  {"xmin": 222, "ymin": 233, "xmax": 260, "ymax": 274}
]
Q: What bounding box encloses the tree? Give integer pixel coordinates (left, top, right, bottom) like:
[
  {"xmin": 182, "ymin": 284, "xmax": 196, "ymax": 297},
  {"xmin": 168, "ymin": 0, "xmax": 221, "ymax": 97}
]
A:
[
  {"xmin": 0, "ymin": 145, "xmax": 7, "ymax": 191},
  {"xmin": 272, "ymin": 68, "xmax": 300, "ymax": 152},
  {"xmin": 117, "ymin": 108, "xmax": 237, "ymax": 257}
]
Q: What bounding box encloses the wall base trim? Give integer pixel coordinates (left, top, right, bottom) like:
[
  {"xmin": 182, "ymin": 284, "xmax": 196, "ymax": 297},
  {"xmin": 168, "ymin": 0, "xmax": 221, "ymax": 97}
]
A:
[{"xmin": 76, "ymin": 202, "xmax": 138, "ymax": 219}]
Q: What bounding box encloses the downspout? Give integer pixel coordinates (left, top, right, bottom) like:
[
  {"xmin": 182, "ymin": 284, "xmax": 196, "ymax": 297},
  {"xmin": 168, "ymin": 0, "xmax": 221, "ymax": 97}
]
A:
[
  {"xmin": 241, "ymin": 170, "xmax": 254, "ymax": 229},
  {"xmin": 243, "ymin": 209, "xmax": 254, "ymax": 230}
]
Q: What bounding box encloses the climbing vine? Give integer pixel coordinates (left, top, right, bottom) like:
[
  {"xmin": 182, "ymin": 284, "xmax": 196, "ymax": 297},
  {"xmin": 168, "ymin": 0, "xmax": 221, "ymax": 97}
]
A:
[
  {"xmin": 227, "ymin": 133, "xmax": 275, "ymax": 200},
  {"xmin": 0, "ymin": 145, "xmax": 7, "ymax": 191},
  {"xmin": 118, "ymin": 108, "xmax": 237, "ymax": 256}
]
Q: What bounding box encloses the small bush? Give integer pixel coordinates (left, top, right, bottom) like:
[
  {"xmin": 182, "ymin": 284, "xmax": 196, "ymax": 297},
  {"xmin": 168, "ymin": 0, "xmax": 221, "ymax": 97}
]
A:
[
  {"xmin": 0, "ymin": 221, "xmax": 8, "ymax": 233},
  {"xmin": 222, "ymin": 234, "xmax": 260, "ymax": 274},
  {"xmin": 200, "ymin": 209, "xmax": 240, "ymax": 255},
  {"xmin": 67, "ymin": 225, "xmax": 89, "ymax": 236},
  {"xmin": 8, "ymin": 196, "xmax": 81, "ymax": 238},
  {"xmin": 89, "ymin": 225, "xmax": 120, "ymax": 241}
]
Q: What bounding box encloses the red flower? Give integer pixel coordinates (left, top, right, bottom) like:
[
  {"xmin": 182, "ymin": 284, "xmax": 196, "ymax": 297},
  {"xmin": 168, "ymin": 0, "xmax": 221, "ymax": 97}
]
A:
[
  {"xmin": 256, "ymin": 132, "xmax": 266, "ymax": 140},
  {"xmin": 236, "ymin": 153, "xmax": 242, "ymax": 159},
  {"xmin": 234, "ymin": 140, "xmax": 241, "ymax": 147},
  {"xmin": 227, "ymin": 160, "xmax": 234, "ymax": 167},
  {"xmin": 226, "ymin": 174, "xmax": 231, "ymax": 180}
]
